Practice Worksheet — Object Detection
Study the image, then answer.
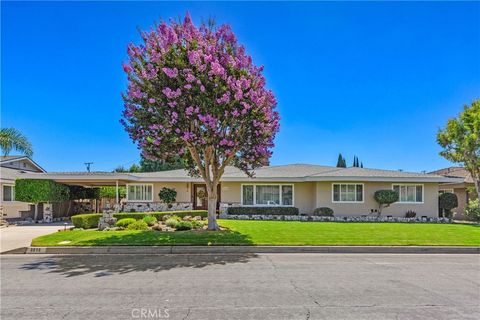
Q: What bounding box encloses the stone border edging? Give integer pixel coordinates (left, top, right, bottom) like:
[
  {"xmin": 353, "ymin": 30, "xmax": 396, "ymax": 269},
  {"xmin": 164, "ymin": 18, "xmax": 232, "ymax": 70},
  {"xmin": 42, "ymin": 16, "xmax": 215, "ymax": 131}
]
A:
[{"xmin": 2, "ymin": 246, "xmax": 477, "ymax": 255}]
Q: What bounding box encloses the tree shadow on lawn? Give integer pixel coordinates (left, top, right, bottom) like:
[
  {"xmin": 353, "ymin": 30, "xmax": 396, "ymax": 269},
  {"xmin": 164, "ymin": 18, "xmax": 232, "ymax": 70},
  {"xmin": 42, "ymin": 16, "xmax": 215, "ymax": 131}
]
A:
[{"xmin": 21, "ymin": 230, "xmax": 257, "ymax": 278}]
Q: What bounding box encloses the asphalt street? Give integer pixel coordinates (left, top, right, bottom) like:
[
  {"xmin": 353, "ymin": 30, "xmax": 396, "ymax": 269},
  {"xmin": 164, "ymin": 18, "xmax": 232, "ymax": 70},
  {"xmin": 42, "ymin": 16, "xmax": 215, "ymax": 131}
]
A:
[{"xmin": 1, "ymin": 253, "xmax": 479, "ymax": 320}]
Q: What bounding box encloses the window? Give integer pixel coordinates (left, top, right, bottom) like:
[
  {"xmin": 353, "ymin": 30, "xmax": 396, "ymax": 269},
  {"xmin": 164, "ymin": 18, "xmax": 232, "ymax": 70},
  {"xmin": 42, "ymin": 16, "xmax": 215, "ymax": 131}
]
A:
[
  {"xmin": 332, "ymin": 184, "xmax": 363, "ymax": 202},
  {"xmin": 241, "ymin": 184, "xmax": 294, "ymax": 206},
  {"xmin": 127, "ymin": 184, "xmax": 153, "ymax": 201},
  {"xmin": 393, "ymin": 184, "xmax": 423, "ymax": 203},
  {"xmin": 439, "ymin": 189, "xmax": 454, "ymax": 195},
  {"xmin": 242, "ymin": 185, "xmax": 254, "ymax": 205},
  {"xmin": 3, "ymin": 185, "xmax": 15, "ymax": 202}
]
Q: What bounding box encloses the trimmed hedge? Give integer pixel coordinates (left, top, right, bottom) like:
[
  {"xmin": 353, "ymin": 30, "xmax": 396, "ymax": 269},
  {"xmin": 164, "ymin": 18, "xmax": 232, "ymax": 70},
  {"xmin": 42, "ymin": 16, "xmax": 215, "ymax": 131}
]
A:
[
  {"xmin": 71, "ymin": 213, "xmax": 100, "ymax": 229},
  {"xmin": 313, "ymin": 207, "xmax": 334, "ymax": 216},
  {"xmin": 227, "ymin": 206, "xmax": 299, "ymax": 216},
  {"xmin": 71, "ymin": 210, "xmax": 208, "ymax": 229},
  {"xmin": 15, "ymin": 179, "xmax": 70, "ymax": 203}
]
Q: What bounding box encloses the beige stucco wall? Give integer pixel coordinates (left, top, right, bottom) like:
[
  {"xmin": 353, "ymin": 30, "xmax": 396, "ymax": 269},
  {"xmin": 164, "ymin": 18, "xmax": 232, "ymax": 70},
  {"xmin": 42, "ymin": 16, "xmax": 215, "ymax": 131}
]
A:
[
  {"xmin": 219, "ymin": 181, "xmax": 316, "ymax": 214},
  {"xmin": 0, "ymin": 182, "xmax": 31, "ymax": 218},
  {"xmin": 439, "ymin": 183, "xmax": 477, "ymax": 219},
  {"xmin": 316, "ymin": 182, "xmax": 439, "ymax": 217},
  {"xmin": 151, "ymin": 182, "xmax": 192, "ymax": 203},
  {"xmin": 130, "ymin": 180, "xmax": 441, "ymax": 217}
]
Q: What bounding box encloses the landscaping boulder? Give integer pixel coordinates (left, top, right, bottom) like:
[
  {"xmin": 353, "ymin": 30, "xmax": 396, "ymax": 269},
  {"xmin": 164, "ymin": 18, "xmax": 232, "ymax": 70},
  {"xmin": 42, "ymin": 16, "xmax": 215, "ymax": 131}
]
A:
[{"xmin": 98, "ymin": 211, "xmax": 117, "ymax": 231}]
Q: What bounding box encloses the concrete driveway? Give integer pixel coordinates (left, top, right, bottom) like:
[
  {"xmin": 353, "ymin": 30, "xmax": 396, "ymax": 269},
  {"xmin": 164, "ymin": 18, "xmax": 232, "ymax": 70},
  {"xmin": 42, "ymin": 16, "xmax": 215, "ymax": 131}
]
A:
[{"xmin": 0, "ymin": 223, "xmax": 70, "ymax": 253}]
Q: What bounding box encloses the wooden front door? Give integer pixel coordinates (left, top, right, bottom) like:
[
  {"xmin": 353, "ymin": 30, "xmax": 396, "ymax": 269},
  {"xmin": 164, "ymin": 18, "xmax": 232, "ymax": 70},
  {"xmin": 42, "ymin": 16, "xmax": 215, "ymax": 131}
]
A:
[
  {"xmin": 193, "ymin": 184, "xmax": 221, "ymax": 210},
  {"xmin": 193, "ymin": 184, "xmax": 208, "ymax": 210}
]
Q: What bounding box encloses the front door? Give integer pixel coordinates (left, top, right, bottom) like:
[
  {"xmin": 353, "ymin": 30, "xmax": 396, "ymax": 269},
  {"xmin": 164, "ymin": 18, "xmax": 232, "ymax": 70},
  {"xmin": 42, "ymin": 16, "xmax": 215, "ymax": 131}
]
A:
[
  {"xmin": 193, "ymin": 184, "xmax": 222, "ymax": 210},
  {"xmin": 193, "ymin": 184, "xmax": 208, "ymax": 210}
]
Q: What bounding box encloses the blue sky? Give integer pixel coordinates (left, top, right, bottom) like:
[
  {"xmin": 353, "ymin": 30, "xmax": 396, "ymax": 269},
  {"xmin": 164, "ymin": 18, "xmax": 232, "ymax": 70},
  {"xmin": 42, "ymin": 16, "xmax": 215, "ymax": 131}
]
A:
[{"xmin": 2, "ymin": 1, "xmax": 479, "ymax": 172}]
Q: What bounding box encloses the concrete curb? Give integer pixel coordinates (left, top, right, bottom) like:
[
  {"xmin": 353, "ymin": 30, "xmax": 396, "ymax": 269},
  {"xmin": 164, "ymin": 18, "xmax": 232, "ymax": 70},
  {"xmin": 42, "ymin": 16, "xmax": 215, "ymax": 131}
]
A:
[{"xmin": 3, "ymin": 246, "xmax": 478, "ymax": 255}]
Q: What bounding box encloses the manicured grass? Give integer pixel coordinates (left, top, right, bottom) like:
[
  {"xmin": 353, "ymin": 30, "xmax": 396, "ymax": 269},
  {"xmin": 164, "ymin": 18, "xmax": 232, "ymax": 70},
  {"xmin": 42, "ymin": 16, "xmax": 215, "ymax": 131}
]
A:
[{"xmin": 31, "ymin": 220, "xmax": 480, "ymax": 247}]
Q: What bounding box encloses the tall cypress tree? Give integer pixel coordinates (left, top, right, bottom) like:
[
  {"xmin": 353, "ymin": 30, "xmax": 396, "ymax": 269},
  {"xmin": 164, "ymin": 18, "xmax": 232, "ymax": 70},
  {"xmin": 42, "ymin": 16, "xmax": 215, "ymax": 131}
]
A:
[{"xmin": 337, "ymin": 153, "xmax": 347, "ymax": 168}]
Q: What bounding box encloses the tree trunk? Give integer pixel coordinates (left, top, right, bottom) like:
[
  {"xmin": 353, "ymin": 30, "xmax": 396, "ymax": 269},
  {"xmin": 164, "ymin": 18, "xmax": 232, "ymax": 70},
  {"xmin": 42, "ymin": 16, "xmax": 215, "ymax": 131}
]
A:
[
  {"xmin": 207, "ymin": 186, "xmax": 219, "ymax": 230},
  {"xmin": 473, "ymin": 177, "xmax": 480, "ymax": 201}
]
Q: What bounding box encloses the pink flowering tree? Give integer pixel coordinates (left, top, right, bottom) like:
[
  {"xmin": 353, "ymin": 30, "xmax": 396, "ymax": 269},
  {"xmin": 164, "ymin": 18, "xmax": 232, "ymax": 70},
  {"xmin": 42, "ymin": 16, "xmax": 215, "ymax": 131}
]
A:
[{"xmin": 121, "ymin": 14, "xmax": 280, "ymax": 230}]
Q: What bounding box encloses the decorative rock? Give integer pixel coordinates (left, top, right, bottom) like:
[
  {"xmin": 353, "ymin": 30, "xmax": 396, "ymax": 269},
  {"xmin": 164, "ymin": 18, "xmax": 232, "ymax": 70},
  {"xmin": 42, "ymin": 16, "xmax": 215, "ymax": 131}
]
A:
[
  {"xmin": 43, "ymin": 203, "xmax": 53, "ymax": 223},
  {"xmin": 223, "ymin": 214, "xmax": 452, "ymax": 223},
  {"xmin": 98, "ymin": 211, "xmax": 117, "ymax": 230},
  {"xmin": 121, "ymin": 202, "xmax": 193, "ymax": 213}
]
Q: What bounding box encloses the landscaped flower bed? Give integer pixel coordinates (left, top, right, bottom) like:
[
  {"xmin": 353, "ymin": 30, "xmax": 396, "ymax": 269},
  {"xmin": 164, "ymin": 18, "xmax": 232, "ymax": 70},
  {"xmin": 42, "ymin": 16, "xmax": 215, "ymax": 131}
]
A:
[{"xmin": 71, "ymin": 210, "xmax": 207, "ymax": 229}]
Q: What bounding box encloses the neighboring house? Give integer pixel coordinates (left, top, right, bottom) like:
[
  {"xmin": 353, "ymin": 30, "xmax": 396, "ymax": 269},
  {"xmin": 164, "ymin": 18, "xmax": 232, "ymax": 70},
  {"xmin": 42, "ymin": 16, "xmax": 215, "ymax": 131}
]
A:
[
  {"xmin": 430, "ymin": 167, "xmax": 478, "ymax": 219},
  {"xmin": 23, "ymin": 164, "xmax": 459, "ymax": 218},
  {"xmin": 0, "ymin": 156, "xmax": 46, "ymax": 219}
]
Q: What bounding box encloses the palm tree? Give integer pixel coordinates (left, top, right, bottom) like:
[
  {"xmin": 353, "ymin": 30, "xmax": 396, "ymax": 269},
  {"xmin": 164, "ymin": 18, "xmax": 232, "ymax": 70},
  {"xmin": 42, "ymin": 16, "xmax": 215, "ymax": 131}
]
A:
[{"xmin": 0, "ymin": 128, "xmax": 33, "ymax": 157}]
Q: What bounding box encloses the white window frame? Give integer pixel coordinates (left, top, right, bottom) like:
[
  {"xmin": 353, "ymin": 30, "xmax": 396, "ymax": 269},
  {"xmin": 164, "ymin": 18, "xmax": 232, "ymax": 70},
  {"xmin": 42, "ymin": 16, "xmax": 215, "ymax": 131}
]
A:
[
  {"xmin": 2, "ymin": 184, "xmax": 15, "ymax": 202},
  {"xmin": 439, "ymin": 189, "xmax": 454, "ymax": 194},
  {"xmin": 331, "ymin": 183, "xmax": 364, "ymax": 203},
  {"xmin": 126, "ymin": 183, "xmax": 154, "ymax": 202},
  {"xmin": 392, "ymin": 184, "xmax": 424, "ymax": 204},
  {"xmin": 241, "ymin": 183, "xmax": 295, "ymax": 207}
]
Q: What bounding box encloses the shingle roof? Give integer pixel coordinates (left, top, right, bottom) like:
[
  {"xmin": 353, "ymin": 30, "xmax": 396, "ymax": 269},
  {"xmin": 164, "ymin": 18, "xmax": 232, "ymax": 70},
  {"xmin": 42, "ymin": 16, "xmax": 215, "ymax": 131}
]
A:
[
  {"xmin": 430, "ymin": 167, "xmax": 474, "ymax": 184},
  {"xmin": 25, "ymin": 163, "xmax": 460, "ymax": 183},
  {"xmin": 0, "ymin": 167, "xmax": 31, "ymax": 182}
]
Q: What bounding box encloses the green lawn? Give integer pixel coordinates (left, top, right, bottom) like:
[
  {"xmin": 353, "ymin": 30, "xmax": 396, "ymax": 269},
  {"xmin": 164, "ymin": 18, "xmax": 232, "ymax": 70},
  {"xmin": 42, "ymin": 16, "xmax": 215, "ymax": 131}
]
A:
[{"xmin": 31, "ymin": 220, "xmax": 480, "ymax": 246}]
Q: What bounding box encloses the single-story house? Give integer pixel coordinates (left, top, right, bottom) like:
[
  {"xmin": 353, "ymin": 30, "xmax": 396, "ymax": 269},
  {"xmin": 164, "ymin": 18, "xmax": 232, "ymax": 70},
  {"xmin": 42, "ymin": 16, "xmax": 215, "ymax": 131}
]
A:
[
  {"xmin": 21, "ymin": 164, "xmax": 461, "ymax": 218},
  {"xmin": 430, "ymin": 167, "xmax": 478, "ymax": 219},
  {"xmin": 0, "ymin": 156, "xmax": 46, "ymax": 219}
]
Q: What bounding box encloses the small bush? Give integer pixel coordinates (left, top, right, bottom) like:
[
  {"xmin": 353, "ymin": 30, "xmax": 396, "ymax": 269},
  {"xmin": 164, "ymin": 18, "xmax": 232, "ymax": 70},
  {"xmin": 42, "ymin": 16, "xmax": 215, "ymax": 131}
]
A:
[
  {"xmin": 227, "ymin": 207, "xmax": 299, "ymax": 215},
  {"xmin": 142, "ymin": 215, "xmax": 157, "ymax": 226},
  {"xmin": 405, "ymin": 210, "xmax": 416, "ymax": 218},
  {"xmin": 439, "ymin": 193, "xmax": 458, "ymax": 218},
  {"xmin": 158, "ymin": 187, "xmax": 177, "ymax": 205},
  {"xmin": 374, "ymin": 190, "xmax": 399, "ymax": 214},
  {"xmin": 175, "ymin": 221, "xmax": 193, "ymax": 231},
  {"xmin": 71, "ymin": 213, "xmax": 101, "ymax": 229},
  {"xmin": 191, "ymin": 220, "xmax": 206, "ymax": 229},
  {"xmin": 116, "ymin": 218, "xmax": 136, "ymax": 228},
  {"xmin": 464, "ymin": 199, "xmax": 480, "ymax": 222},
  {"xmin": 126, "ymin": 220, "xmax": 149, "ymax": 230},
  {"xmin": 165, "ymin": 217, "xmax": 180, "ymax": 228},
  {"xmin": 313, "ymin": 207, "xmax": 334, "ymax": 216}
]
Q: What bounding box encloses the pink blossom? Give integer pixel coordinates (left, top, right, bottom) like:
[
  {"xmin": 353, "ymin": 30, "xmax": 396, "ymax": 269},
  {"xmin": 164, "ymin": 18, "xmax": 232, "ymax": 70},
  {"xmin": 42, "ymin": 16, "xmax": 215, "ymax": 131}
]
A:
[
  {"xmin": 148, "ymin": 98, "xmax": 156, "ymax": 104},
  {"xmin": 122, "ymin": 63, "xmax": 133, "ymax": 73},
  {"xmin": 162, "ymin": 67, "xmax": 178, "ymax": 78}
]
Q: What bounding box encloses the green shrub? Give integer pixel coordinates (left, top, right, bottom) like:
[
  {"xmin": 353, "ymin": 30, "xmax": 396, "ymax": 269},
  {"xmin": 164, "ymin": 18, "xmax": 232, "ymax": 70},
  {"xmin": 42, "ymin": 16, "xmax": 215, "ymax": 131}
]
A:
[
  {"xmin": 165, "ymin": 217, "xmax": 180, "ymax": 228},
  {"xmin": 71, "ymin": 213, "xmax": 101, "ymax": 229},
  {"xmin": 464, "ymin": 199, "xmax": 480, "ymax": 222},
  {"xmin": 227, "ymin": 207, "xmax": 299, "ymax": 215},
  {"xmin": 374, "ymin": 190, "xmax": 399, "ymax": 214},
  {"xmin": 175, "ymin": 221, "xmax": 192, "ymax": 231},
  {"xmin": 15, "ymin": 179, "xmax": 70, "ymax": 203},
  {"xmin": 405, "ymin": 210, "xmax": 416, "ymax": 218},
  {"xmin": 116, "ymin": 218, "xmax": 136, "ymax": 228},
  {"xmin": 191, "ymin": 220, "xmax": 205, "ymax": 229},
  {"xmin": 142, "ymin": 215, "xmax": 157, "ymax": 226},
  {"xmin": 158, "ymin": 187, "xmax": 177, "ymax": 205},
  {"xmin": 313, "ymin": 207, "xmax": 334, "ymax": 216},
  {"xmin": 71, "ymin": 211, "xmax": 207, "ymax": 229},
  {"xmin": 126, "ymin": 220, "xmax": 149, "ymax": 230},
  {"xmin": 439, "ymin": 193, "xmax": 458, "ymax": 218}
]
